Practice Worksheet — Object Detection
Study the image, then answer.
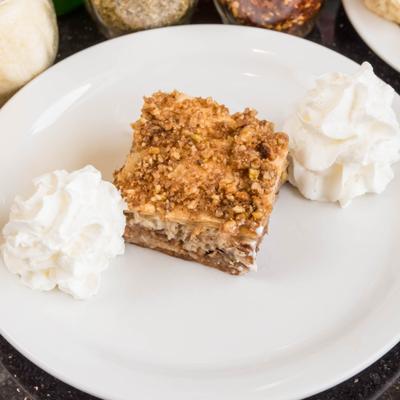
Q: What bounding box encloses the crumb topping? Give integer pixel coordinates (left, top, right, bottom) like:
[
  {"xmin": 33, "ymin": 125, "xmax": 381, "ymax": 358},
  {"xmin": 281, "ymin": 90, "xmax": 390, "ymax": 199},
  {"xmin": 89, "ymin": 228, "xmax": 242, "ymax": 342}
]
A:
[{"xmin": 114, "ymin": 91, "xmax": 288, "ymax": 230}]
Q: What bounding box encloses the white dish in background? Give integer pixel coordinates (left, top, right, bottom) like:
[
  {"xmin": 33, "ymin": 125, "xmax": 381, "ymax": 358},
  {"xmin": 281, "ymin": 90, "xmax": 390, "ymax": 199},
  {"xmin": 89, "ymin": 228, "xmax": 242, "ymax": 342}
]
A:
[
  {"xmin": 0, "ymin": 25, "xmax": 400, "ymax": 400},
  {"xmin": 343, "ymin": 0, "xmax": 400, "ymax": 72}
]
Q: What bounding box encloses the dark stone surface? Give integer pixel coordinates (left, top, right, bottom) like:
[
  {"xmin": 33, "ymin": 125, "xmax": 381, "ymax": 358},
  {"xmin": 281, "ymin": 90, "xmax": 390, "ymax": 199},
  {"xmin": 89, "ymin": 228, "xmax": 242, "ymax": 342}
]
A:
[{"xmin": 1, "ymin": 0, "xmax": 400, "ymax": 399}]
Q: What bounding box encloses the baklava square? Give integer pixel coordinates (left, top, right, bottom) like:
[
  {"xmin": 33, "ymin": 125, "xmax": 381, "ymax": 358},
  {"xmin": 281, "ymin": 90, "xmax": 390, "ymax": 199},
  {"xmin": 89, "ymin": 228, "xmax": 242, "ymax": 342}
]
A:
[{"xmin": 114, "ymin": 91, "xmax": 288, "ymax": 274}]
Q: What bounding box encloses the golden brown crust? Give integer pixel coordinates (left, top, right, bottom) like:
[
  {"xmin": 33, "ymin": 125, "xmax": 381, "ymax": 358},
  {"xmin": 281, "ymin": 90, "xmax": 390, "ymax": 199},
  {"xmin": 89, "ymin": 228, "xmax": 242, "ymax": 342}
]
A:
[{"xmin": 114, "ymin": 91, "xmax": 289, "ymax": 233}]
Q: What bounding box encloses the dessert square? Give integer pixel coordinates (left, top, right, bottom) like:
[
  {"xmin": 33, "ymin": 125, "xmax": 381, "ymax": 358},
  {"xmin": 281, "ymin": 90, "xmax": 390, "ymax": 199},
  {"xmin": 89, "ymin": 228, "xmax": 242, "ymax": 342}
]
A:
[{"xmin": 114, "ymin": 91, "xmax": 288, "ymax": 274}]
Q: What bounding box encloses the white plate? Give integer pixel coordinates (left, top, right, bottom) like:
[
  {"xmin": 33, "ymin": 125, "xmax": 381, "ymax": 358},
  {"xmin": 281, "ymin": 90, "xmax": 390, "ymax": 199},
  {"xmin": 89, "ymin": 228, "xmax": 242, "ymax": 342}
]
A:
[
  {"xmin": 343, "ymin": 0, "xmax": 400, "ymax": 72},
  {"xmin": 0, "ymin": 25, "xmax": 400, "ymax": 400}
]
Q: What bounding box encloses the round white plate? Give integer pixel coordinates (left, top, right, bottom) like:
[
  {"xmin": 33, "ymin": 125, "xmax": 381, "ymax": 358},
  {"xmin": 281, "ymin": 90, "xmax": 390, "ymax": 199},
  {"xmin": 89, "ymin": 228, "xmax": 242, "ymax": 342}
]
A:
[
  {"xmin": 0, "ymin": 25, "xmax": 400, "ymax": 400},
  {"xmin": 343, "ymin": 0, "xmax": 400, "ymax": 72}
]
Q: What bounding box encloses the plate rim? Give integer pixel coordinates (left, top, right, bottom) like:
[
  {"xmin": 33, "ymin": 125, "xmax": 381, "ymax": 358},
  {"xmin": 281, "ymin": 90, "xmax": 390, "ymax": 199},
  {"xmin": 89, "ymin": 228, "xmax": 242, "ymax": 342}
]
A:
[
  {"xmin": 2, "ymin": 324, "xmax": 400, "ymax": 400},
  {"xmin": 343, "ymin": 0, "xmax": 400, "ymax": 73}
]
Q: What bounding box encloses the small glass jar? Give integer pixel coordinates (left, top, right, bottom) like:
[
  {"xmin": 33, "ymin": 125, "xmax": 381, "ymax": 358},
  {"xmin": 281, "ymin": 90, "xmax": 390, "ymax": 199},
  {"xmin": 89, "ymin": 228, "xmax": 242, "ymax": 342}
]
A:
[
  {"xmin": 0, "ymin": 0, "xmax": 58, "ymax": 106},
  {"xmin": 213, "ymin": 0, "xmax": 324, "ymax": 37},
  {"xmin": 85, "ymin": 0, "xmax": 198, "ymax": 38}
]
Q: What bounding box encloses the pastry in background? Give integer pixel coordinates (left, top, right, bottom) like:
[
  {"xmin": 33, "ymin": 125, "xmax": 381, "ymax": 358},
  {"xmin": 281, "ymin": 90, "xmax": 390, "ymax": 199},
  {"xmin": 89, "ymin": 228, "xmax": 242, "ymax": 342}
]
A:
[{"xmin": 364, "ymin": 0, "xmax": 400, "ymax": 24}]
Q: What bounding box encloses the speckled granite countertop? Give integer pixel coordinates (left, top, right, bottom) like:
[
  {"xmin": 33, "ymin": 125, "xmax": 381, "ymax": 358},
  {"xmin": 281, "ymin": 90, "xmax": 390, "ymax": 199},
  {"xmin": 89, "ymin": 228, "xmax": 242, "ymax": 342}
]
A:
[{"xmin": 1, "ymin": 1, "xmax": 400, "ymax": 399}]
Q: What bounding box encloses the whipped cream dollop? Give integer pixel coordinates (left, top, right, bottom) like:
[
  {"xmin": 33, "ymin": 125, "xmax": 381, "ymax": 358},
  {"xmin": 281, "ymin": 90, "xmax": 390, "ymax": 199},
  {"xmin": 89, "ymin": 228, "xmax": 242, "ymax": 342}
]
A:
[
  {"xmin": 284, "ymin": 62, "xmax": 400, "ymax": 207},
  {"xmin": 1, "ymin": 165, "xmax": 126, "ymax": 299}
]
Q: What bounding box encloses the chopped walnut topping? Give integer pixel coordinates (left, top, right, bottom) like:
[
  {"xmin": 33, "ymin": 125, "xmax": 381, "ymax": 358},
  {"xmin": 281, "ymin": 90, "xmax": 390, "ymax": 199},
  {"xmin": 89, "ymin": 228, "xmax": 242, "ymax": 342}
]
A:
[
  {"xmin": 232, "ymin": 205, "xmax": 246, "ymax": 214},
  {"xmin": 249, "ymin": 168, "xmax": 260, "ymax": 181},
  {"xmin": 114, "ymin": 91, "xmax": 289, "ymax": 231},
  {"xmin": 252, "ymin": 211, "xmax": 263, "ymax": 221}
]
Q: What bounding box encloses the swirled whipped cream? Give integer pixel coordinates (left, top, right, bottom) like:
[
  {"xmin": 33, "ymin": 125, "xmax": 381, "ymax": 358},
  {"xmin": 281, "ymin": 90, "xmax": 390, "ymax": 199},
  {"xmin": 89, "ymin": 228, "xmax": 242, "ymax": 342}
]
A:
[
  {"xmin": 1, "ymin": 165, "xmax": 126, "ymax": 299},
  {"xmin": 284, "ymin": 62, "xmax": 400, "ymax": 207}
]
